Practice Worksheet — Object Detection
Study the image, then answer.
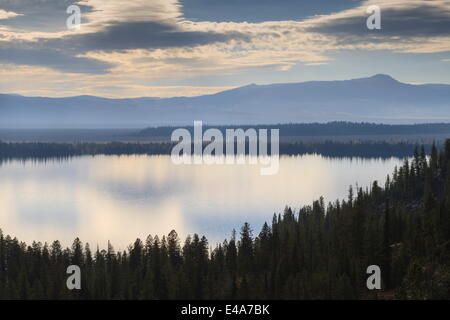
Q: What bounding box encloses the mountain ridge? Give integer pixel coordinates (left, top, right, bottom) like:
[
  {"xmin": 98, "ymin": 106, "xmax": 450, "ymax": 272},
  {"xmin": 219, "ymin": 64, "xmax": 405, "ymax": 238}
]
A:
[
  {"xmin": 0, "ymin": 74, "xmax": 438, "ymax": 100},
  {"xmin": 1, "ymin": 75, "xmax": 450, "ymax": 128}
]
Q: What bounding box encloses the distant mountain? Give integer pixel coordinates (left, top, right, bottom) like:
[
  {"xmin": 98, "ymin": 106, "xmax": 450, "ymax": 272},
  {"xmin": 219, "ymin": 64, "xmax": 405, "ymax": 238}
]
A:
[{"xmin": 1, "ymin": 74, "xmax": 450, "ymax": 128}]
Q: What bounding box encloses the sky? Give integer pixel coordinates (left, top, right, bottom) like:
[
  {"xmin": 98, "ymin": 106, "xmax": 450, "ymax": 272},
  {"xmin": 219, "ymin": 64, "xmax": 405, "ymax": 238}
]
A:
[{"xmin": 0, "ymin": 0, "xmax": 449, "ymax": 98}]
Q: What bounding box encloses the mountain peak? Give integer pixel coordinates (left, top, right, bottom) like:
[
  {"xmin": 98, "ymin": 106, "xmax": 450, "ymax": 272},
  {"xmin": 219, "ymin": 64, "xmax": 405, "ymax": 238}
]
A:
[{"xmin": 369, "ymin": 74, "xmax": 397, "ymax": 82}]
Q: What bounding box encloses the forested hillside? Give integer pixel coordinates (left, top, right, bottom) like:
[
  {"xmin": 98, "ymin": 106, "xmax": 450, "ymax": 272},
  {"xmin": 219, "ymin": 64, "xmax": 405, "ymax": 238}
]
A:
[
  {"xmin": 0, "ymin": 143, "xmax": 449, "ymax": 299},
  {"xmin": 140, "ymin": 122, "xmax": 450, "ymax": 138}
]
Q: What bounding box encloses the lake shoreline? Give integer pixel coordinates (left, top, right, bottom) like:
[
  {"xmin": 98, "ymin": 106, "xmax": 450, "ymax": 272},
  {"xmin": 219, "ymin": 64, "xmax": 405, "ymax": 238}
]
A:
[{"xmin": 0, "ymin": 140, "xmax": 436, "ymax": 160}]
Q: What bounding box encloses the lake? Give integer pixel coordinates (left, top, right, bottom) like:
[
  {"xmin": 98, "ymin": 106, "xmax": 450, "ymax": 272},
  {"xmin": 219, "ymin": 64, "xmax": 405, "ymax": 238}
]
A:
[{"xmin": 0, "ymin": 155, "xmax": 405, "ymax": 249}]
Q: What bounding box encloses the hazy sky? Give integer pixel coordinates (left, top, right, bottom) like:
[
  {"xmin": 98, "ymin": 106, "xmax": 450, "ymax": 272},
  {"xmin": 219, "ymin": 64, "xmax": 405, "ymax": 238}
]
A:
[{"xmin": 0, "ymin": 0, "xmax": 449, "ymax": 97}]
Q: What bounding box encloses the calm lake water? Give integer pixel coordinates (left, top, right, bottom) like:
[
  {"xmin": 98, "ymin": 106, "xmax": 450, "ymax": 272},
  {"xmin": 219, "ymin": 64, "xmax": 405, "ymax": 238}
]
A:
[{"xmin": 0, "ymin": 155, "xmax": 404, "ymax": 249}]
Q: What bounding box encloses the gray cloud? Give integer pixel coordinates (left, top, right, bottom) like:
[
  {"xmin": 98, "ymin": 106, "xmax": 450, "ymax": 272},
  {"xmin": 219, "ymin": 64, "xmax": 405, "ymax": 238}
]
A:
[
  {"xmin": 50, "ymin": 21, "xmax": 247, "ymax": 52},
  {"xmin": 0, "ymin": 42, "xmax": 113, "ymax": 73},
  {"xmin": 1, "ymin": 18, "xmax": 247, "ymax": 73},
  {"xmin": 3, "ymin": 0, "xmax": 448, "ymax": 76},
  {"xmin": 308, "ymin": 3, "xmax": 450, "ymax": 43},
  {"xmin": 0, "ymin": 0, "xmax": 248, "ymax": 73}
]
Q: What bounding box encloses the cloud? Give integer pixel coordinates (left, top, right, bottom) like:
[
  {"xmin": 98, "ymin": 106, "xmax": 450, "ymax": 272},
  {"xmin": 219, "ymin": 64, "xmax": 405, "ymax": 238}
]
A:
[
  {"xmin": 306, "ymin": 0, "xmax": 450, "ymax": 48},
  {"xmin": 0, "ymin": 43, "xmax": 113, "ymax": 74},
  {"xmin": 0, "ymin": 0, "xmax": 247, "ymax": 73},
  {"xmin": 78, "ymin": 0, "xmax": 182, "ymax": 25},
  {"xmin": 0, "ymin": 21, "xmax": 246, "ymax": 74},
  {"xmin": 53, "ymin": 21, "xmax": 246, "ymax": 52},
  {"xmin": 1, "ymin": 0, "xmax": 450, "ymax": 96},
  {"xmin": 0, "ymin": 9, "xmax": 22, "ymax": 20},
  {"xmin": 3, "ymin": 0, "xmax": 449, "ymax": 74}
]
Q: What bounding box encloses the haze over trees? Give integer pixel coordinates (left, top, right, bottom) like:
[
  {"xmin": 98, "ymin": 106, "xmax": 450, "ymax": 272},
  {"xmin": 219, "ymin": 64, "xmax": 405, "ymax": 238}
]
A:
[{"xmin": 0, "ymin": 143, "xmax": 449, "ymax": 299}]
